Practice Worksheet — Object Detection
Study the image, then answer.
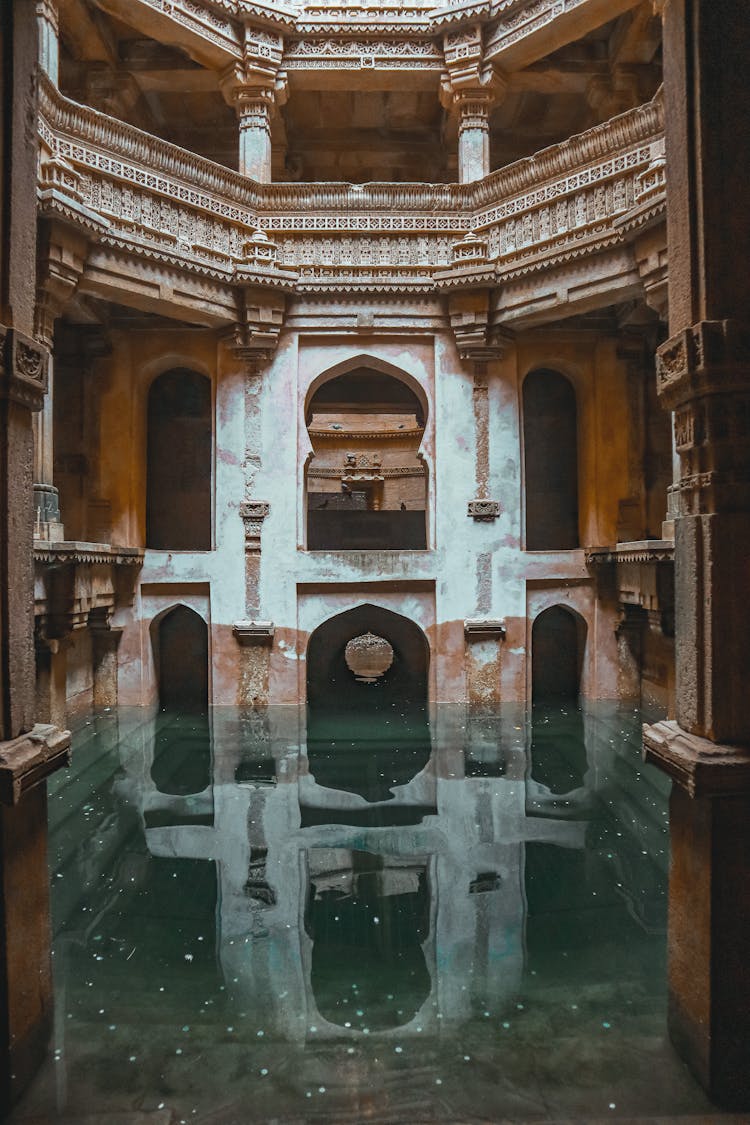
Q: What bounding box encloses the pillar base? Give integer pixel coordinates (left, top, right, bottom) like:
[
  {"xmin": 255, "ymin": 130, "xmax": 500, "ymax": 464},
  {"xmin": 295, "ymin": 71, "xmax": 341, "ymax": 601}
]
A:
[{"xmin": 644, "ymin": 720, "xmax": 750, "ymax": 1110}]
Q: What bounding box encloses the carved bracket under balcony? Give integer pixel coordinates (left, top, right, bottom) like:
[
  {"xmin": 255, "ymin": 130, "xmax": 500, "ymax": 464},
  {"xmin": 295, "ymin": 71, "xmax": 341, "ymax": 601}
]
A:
[
  {"xmin": 643, "ymin": 721, "xmax": 750, "ymax": 798},
  {"xmin": 0, "ymin": 724, "xmax": 72, "ymax": 806}
]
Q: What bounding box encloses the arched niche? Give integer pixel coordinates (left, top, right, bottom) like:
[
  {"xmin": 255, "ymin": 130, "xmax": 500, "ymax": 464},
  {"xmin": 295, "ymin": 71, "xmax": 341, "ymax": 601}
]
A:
[
  {"xmin": 151, "ymin": 605, "xmax": 209, "ymax": 712},
  {"xmin": 306, "ymin": 604, "xmax": 431, "ymax": 800},
  {"xmin": 147, "ymin": 368, "xmax": 212, "ymax": 550},
  {"xmin": 523, "ymin": 369, "xmax": 579, "ymax": 551},
  {"xmin": 307, "ymin": 604, "xmax": 429, "ymax": 712},
  {"xmin": 305, "ymin": 364, "xmax": 428, "ymax": 551},
  {"xmin": 531, "ymin": 605, "xmax": 586, "ymax": 703}
]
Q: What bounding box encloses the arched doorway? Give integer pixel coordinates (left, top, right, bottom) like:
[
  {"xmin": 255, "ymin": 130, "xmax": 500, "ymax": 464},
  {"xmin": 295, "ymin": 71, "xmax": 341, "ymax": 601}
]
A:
[
  {"xmin": 305, "ymin": 366, "xmax": 427, "ymax": 550},
  {"xmin": 531, "ymin": 605, "xmax": 586, "ymax": 702},
  {"xmin": 523, "ymin": 369, "xmax": 579, "ymax": 550},
  {"xmin": 152, "ymin": 605, "xmax": 209, "ymax": 712},
  {"xmin": 147, "ymin": 369, "xmax": 212, "ymax": 550},
  {"xmin": 306, "ymin": 605, "xmax": 431, "ymax": 800}
]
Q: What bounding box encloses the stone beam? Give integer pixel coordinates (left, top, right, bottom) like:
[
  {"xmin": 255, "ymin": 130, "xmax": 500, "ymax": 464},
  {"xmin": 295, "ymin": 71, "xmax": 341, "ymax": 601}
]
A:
[
  {"xmin": 92, "ymin": 0, "xmax": 243, "ymax": 70},
  {"xmin": 486, "ymin": 0, "xmax": 643, "ymax": 73}
]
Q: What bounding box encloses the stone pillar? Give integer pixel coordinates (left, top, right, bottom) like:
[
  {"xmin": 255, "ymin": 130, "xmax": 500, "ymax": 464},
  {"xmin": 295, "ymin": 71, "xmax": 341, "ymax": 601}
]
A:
[
  {"xmin": 35, "ymin": 0, "xmax": 57, "ymax": 83},
  {"xmin": 456, "ymin": 91, "xmax": 493, "ymax": 183},
  {"xmin": 643, "ymin": 0, "xmax": 750, "ymax": 1108},
  {"xmin": 0, "ymin": 3, "xmax": 71, "ymax": 1111},
  {"xmin": 90, "ymin": 611, "xmax": 123, "ymax": 711},
  {"xmin": 236, "ymin": 89, "xmax": 274, "ymax": 182},
  {"xmin": 31, "ymin": 347, "xmax": 62, "ymax": 540}
]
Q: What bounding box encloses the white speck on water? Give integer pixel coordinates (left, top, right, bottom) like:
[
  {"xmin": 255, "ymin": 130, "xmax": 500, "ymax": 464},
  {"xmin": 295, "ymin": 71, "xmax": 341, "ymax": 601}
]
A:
[
  {"xmin": 176, "ymin": 1049, "xmax": 183, "ymax": 1055},
  {"xmin": 260, "ymin": 1068, "xmax": 268, "ymax": 1076},
  {"xmin": 318, "ymin": 1086, "xmax": 326, "ymax": 1093},
  {"xmin": 394, "ymin": 1046, "xmax": 403, "ymax": 1054},
  {"xmin": 184, "ymin": 954, "xmax": 193, "ymax": 962},
  {"xmin": 257, "ymin": 1030, "xmax": 264, "ymax": 1037},
  {"xmin": 347, "ymin": 1047, "xmax": 355, "ymax": 1054}
]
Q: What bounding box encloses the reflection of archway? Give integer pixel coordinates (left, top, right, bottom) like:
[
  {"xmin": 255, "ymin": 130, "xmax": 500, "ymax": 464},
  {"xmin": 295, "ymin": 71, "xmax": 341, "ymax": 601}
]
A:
[
  {"xmin": 151, "ymin": 605, "xmax": 208, "ymax": 712},
  {"xmin": 532, "ymin": 605, "xmax": 586, "ymax": 702},
  {"xmin": 307, "ymin": 604, "xmax": 429, "ymax": 711},
  {"xmin": 306, "ymin": 849, "xmax": 431, "ymax": 1031},
  {"xmin": 305, "ymin": 364, "xmax": 428, "ymax": 550},
  {"xmin": 147, "ymin": 369, "xmax": 211, "ymax": 550},
  {"xmin": 523, "ymin": 369, "xmax": 578, "ymax": 550}
]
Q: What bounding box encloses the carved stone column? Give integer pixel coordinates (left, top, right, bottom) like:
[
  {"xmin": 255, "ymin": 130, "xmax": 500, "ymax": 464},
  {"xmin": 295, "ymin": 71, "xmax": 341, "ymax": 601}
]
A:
[
  {"xmin": 643, "ymin": 0, "xmax": 750, "ymax": 1107},
  {"xmin": 456, "ymin": 91, "xmax": 494, "ymax": 184},
  {"xmin": 441, "ymin": 29, "xmax": 504, "ymax": 184},
  {"xmin": 35, "ymin": 0, "xmax": 57, "ymax": 83},
  {"xmin": 0, "ymin": 4, "xmax": 71, "ymax": 1109},
  {"xmin": 222, "ymin": 32, "xmax": 287, "ymax": 183}
]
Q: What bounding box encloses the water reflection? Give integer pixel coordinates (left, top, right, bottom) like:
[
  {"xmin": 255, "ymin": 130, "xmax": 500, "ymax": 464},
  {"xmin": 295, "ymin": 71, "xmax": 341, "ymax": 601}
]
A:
[{"xmin": 19, "ymin": 701, "xmax": 715, "ymax": 1124}]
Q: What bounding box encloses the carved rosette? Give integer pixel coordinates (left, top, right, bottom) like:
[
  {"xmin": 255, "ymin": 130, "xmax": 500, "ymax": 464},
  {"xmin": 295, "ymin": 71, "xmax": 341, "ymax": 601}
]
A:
[
  {"xmin": 0, "ymin": 326, "xmax": 50, "ymax": 411},
  {"xmin": 240, "ymin": 500, "xmax": 270, "ymax": 551},
  {"xmin": 467, "ymin": 499, "xmax": 500, "ymax": 520}
]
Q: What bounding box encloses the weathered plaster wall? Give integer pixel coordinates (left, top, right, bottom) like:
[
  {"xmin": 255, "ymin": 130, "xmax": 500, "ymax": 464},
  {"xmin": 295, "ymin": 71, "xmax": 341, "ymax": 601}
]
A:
[{"xmin": 84, "ymin": 303, "xmax": 655, "ymax": 708}]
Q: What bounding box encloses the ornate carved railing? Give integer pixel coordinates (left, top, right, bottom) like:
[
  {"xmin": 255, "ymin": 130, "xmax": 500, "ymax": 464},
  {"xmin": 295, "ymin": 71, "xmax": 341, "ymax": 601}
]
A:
[{"xmin": 38, "ymin": 77, "xmax": 664, "ymax": 294}]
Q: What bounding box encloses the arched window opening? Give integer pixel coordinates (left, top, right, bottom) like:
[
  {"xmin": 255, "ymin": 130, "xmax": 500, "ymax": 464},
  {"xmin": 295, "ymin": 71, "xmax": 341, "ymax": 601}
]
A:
[
  {"xmin": 153, "ymin": 605, "xmax": 209, "ymax": 712},
  {"xmin": 147, "ymin": 369, "xmax": 211, "ymax": 550},
  {"xmin": 306, "ymin": 367, "xmax": 427, "ymax": 551},
  {"xmin": 532, "ymin": 605, "xmax": 586, "ymax": 703},
  {"xmin": 523, "ymin": 369, "xmax": 579, "ymax": 550}
]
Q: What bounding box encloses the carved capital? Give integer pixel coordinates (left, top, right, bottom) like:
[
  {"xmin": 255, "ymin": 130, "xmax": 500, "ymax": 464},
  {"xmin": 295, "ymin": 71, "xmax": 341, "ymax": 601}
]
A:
[
  {"xmin": 240, "ymin": 500, "xmax": 270, "ymax": 551},
  {"xmin": 0, "ymin": 325, "xmax": 49, "ymax": 410},
  {"xmin": 644, "ymin": 720, "xmax": 750, "ymax": 798}
]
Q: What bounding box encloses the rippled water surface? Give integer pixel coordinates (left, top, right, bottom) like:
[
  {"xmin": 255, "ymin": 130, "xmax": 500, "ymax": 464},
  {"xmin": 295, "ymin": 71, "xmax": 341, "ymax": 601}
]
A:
[{"xmin": 9, "ymin": 703, "xmax": 724, "ymax": 1122}]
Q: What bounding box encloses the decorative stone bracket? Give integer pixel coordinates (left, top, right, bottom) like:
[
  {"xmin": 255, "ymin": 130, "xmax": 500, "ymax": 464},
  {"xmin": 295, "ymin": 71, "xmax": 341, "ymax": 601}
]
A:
[
  {"xmin": 0, "ymin": 724, "xmax": 71, "ymax": 805},
  {"xmin": 468, "ymin": 499, "xmax": 500, "ymax": 520},
  {"xmin": 240, "ymin": 500, "xmax": 270, "ymax": 551},
  {"xmin": 0, "ymin": 326, "xmax": 49, "ymax": 411}
]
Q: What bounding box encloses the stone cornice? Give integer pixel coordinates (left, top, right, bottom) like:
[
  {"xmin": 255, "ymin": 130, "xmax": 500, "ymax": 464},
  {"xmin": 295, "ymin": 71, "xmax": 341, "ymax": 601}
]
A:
[
  {"xmin": 33, "ymin": 541, "xmax": 146, "ymax": 566},
  {"xmin": 586, "ymin": 539, "xmax": 675, "ymax": 566}
]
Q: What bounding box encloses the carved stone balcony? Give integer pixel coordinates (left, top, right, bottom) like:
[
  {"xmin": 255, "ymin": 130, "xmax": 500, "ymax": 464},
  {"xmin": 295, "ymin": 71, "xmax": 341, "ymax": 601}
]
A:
[{"xmin": 38, "ymin": 77, "xmax": 665, "ymax": 330}]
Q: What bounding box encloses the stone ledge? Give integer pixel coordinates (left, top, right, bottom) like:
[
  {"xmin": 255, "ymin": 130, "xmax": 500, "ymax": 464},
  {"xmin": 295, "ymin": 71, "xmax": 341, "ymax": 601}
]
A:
[
  {"xmin": 464, "ymin": 618, "xmax": 506, "ymax": 639},
  {"xmin": 586, "ymin": 539, "xmax": 675, "ymax": 565},
  {"xmin": 643, "ymin": 720, "xmax": 750, "ymax": 798},
  {"xmin": 0, "ymin": 724, "xmax": 72, "ymax": 806},
  {"xmin": 33, "ymin": 541, "xmax": 145, "ymax": 566},
  {"xmin": 233, "ymin": 620, "xmax": 275, "ymax": 646}
]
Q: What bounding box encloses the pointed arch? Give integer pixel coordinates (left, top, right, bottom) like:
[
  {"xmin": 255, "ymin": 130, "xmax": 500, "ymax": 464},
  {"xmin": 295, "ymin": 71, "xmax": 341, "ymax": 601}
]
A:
[
  {"xmin": 531, "ymin": 605, "xmax": 587, "ymax": 702},
  {"xmin": 307, "ymin": 603, "xmax": 430, "ymax": 710},
  {"xmin": 150, "ymin": 604, "xmax": 208, "ymax": 711}
]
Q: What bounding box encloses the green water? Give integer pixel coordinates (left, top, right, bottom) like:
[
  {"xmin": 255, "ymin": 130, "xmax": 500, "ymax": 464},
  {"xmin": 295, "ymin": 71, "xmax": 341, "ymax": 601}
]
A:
[{"xmin": 9, "ymin": 703, "xmax": 723, "ymax": 1122}]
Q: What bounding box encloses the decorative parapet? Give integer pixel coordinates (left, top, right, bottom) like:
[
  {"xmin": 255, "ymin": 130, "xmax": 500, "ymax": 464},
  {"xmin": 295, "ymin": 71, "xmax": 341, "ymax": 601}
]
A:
[
  {"xmin": 464, "ymin": 617, "xmax": 506, "ymax": 639},
  {"xmin": 233, "ymin": 620, "xmax": 275, "ymax": 645},
  {"xmin": 33, "ymin": 542, "xmax": 145, "ymax": 566},
  {"xmin": 0, "ymin": 724, "xmax": 72, "ymax": 806}
]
